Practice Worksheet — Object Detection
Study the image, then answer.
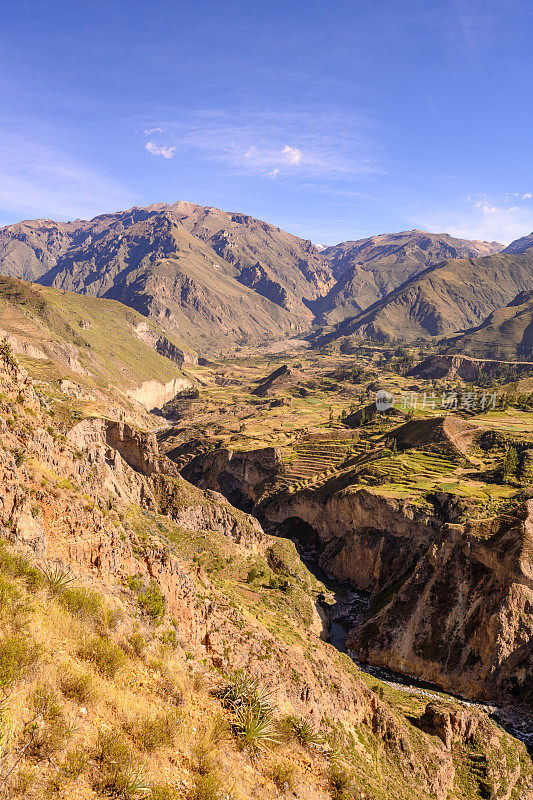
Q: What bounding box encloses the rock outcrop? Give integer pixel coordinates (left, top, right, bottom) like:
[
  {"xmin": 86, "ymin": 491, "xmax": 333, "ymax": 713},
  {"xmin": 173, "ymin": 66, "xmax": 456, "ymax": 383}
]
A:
[
  {"xmin": 263, "ymin": 481, "xmax": 533, "ymax": 706},
  {"xmin": 181, "ymin": 446, "xmax": 284, "ymax": 511},
  {"xmin": 126, "ymin": 377, "xmax": 192, "ymax": 410},
  {"xmin": 409, "ymin": 353, "xmax": 533, "ymax": 380}
]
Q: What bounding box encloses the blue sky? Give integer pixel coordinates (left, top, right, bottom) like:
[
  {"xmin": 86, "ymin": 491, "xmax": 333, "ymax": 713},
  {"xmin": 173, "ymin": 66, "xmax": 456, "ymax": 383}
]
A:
[{"xmin": 1, "ymin": 0, "xmax": 532, "ymax": 244}]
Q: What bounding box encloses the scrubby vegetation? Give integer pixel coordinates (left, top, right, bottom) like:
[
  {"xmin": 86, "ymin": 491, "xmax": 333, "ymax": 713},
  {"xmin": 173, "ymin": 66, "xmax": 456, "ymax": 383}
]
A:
[{"xmin": 0, "ymin": 328, "xmax": 532, "ymax": 800}]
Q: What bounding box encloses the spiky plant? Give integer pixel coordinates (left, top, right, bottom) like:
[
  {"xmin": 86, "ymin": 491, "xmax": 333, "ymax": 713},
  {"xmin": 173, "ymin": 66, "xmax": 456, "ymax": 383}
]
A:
[
  {"xmin": 118, "ymin": 763, "xmax": 151, "ymax": 800},
  {"xmin": 286, "ymin": 716, "xmax": 323, "ymax": 747},
  {"xmin": 216, "ymin": 672, "xmax": 273, "ymax": 717},
  {"xmin": 232, "ymin": 704, "xmax": 280, "ymax": 755},
  {"xmin": 37, "ymin": 563, "xmax": 74, "ymax": 594}
]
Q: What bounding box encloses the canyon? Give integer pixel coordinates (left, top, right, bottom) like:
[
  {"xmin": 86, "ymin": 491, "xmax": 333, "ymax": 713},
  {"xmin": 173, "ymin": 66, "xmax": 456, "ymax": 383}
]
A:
[{"xmin": 1, "ymin": 342, "xmax": 532, "ymax": 798}]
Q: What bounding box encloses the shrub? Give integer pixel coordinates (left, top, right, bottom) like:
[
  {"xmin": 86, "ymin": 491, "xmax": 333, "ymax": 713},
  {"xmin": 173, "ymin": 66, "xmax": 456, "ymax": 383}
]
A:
[
  {"xmin": 216, "ymin": 671, "xmax": 273, "ymax": 716},
  {"xmin": 60, "ymin": 747, "xmax": 88, "ymax": 779},
  {"xmin": 94, "ymin": 730, "xmax": 130, "ymax": 770},
  {"xmin": 94, "ymin": 759, "xmax": 151, "ymax": 800},
  {"xmin": 77, "ymin": 636, "xmax": 125, "ymax": 677},
  {"xmin": 191, "ymin": 713, "xmax": 230, "ymax": 776},
  {"xmin": 128, "ymin": 632, "xmax": 146, "ymax": 657},
  {"xmin": 192, "ymin": 773, "xmax": 223, "ymax": 800},
  {"xmin": 0, "ymin": 547, "xmax": 42, "ymax": 589},
  {"xmin": 328, "ymin": 765, "xmax": 353, "ymax": 800},
  {"xmin": 246, "ymin": 566, "xmax": 261, "ymax": 583},
  {"xmin": 9, "ymin": 768, "xmax": 36, "ymax": 796},
  {"xmin": 11, "ymin": 448, "xmax": 25, "ymax": 468},
  {"xmin": 148, "ymin": 786, "xmax": 177, "ymax": 800},
  {"xmin": 280, "ymin": 715, "xmax": 322, "ymax": 746},
  {"xmin": 191, "ymin": 741, "xmax": 217, "ymax": 777},
  {"xmin": 0, "ymin": 574, "xmax": 31, "ymax": 629},
  {"xmin": 92, "ymin": 731, "xmax": 152, "ymax": 798},
  {"xmin": 25, "ymin": 685, "xmax": 72, "ymax": 760},
  {"xmin": 0, "ymin": 634, "xmax": 41, "ymax": 688},
  {"xmin": 31, "ymin": 683, "xmax": 62, "ymax": 720},
  {"xmin": 60, "ymin": 669, "xmax": 96, "ymax": 704},
  {"xmin": 137, "ymin": 581, "xmax": 166, "ymax": 623},
  {"xmin": 129, "ymin": 712, "xmax": 180, "ymax": 752},
  {"xmin": 59, "ymin": 586, "xmax": 104, "ymax": 622},
  {"xmin": 268, "ymin": 760, "xmax": 296, "ymax": 793},
  {"xmin": 205, "ymin": 714, "xmax": 230, "ymax": 747},
  {"xmin": 232, "ymin": 704, "xmax": 280, "ymax": 755},
  {"xmin": 157, "ymin": 674, "xmax": 184, "ymax": 705},
  {"xmin": 127, "ymin": 576, "xmax": 166, "ymax": 624}
]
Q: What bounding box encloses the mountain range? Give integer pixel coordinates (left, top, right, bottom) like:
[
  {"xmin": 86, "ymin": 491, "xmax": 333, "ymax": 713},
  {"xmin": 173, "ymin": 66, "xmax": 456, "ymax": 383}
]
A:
[
  {"xmin": 0, "ymin": 203, "xmax": 333, "ymax": 348},
  {"xmin": 443, "ymin": 289, "xmax": 533, "ymax": 361},
  {"xmin": 0, "ymin": 201, "xmax": 532, "ymax": 358},
  {"xmin": 316, "ymin": 230, "xmax": 503, "ymax": 324},
  {"xmin": 316, "ymin": 250, "xmax": 533, "ymax": 350}
]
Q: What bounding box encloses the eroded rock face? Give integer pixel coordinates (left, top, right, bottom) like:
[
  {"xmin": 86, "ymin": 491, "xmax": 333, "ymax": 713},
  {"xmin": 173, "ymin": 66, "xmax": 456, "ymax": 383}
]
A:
[
  {"xmin": 409, "ymin": 353, "xmax": 533, "ymax": 380},
  {"xmin": 264, "ymin": 485, "xmax": 533, "ymax": 706},
  {"xmin": 419, "ymin": 701, "xmax": 479, "ymax": 750},
  {"xmin": 133, "ymin": 320, "xmax": 197, "ymax": 367},
  {"xmin": 127, "ymin": 377, "xmax": 192, "ymax": 410},
  {"xmin": 181, "ymin": 446, "xmax": 284, "ymax": 511},
  {"xmin": 1, "ymin": 353, "xmax": 532, "ymax": 799},
  {"xmin": 68, "ymin": 418, "xmax": 178, "ymax": 476}
]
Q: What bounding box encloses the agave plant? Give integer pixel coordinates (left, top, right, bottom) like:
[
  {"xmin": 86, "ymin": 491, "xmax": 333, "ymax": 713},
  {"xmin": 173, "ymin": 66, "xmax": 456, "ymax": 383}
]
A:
[
  {"xmin": 232, "ymin": 704, "xmax": 280, "ymax": 755},
  {"xmin": 216, "ymin": 672, "xmax": 273, "ymax": 717},
  {"xmin": 112, "ymin": 759, "xmax": 151, "ymax": 799},
  {"xmin": 37, "ymin": 563, "xmax": 74, "ymax": 594},
  {"xmin": 287, "ymin": 716, "xmax": 323, "ymax": 747}
]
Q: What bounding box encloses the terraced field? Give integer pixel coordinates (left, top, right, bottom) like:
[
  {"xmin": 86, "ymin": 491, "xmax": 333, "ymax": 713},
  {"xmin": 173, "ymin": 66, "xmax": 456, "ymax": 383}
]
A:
[
  {"xmin": 353, "ymin": 448, "xmax": 517, "ymax": 515},
  {"xmin": 282, "ymin": 438, "xmax": 356, "ymax": 481}
]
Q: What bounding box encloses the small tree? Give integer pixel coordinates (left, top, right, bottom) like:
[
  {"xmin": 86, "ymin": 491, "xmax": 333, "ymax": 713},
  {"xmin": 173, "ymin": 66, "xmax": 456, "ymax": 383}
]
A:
[{"xmin": 503, "ymin": 445, "xmax": 519, "ymax": 483}]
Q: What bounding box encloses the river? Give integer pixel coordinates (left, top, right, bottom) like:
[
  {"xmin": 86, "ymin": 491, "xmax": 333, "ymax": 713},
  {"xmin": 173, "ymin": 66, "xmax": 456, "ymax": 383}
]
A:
[{"xmin": 296, "ymin": 544, "xmax": 533, "ymax": 755}]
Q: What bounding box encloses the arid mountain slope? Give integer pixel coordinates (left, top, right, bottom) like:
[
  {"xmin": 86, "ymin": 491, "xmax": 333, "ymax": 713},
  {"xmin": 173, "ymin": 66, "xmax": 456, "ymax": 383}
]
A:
[
  {"xmin": 503, "ymin": 231, "xmax": 533, "ymax": 254},
  {"xmin": 167, "ymin": 200, "xmax": 333, "ymax": 312},
  {"xmin": 2, "ymin": 349, "xmax": 529, "ymax": 799},
  {"xmin": 318, "ymin": 230, "xmax": 503, "ymax": 323},
  {"xmin": 0, "ymin": 218, "xmax": 86, "ymax": 281},
  {"xmin": 315, "ymin": 250, "xmax": 533, "ymax": 346},
  {"xmin": 0, "ymin": 276, "xmax": 194, "ymax": 418},
  {"xmin": 0, "ymin": 203, "xmax": 334, "ymax": 349},
  {"xmin": 443, "ymin": 290, "xmax": 533, "ymax": 360}
]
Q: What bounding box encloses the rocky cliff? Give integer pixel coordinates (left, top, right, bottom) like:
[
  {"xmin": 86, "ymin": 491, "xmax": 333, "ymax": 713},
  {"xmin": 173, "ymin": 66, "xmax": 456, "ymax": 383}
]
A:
[
  {"xmin": 409, "ymin": 353, "xmax": 533, "ymax": 381},
  {"xmin": 181, "ymin": 445, "xmax": 284, "ymax": 511},
  {"xmin": 263, "ymin": 479, "xmax": 533, "ymax": 706},
  {"xmin": 1, "ymin": 348, "xmax": 530, "ymax": 798}
]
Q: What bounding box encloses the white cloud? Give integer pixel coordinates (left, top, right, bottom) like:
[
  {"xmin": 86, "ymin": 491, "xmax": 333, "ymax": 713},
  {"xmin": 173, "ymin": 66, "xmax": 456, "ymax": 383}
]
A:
[
  {"xmin": 282, "ymin": 145, "xmax": 302, "ymax": 165},
  {"xmin": 143, "ymin": 127, "xmax": 164, "ymax": 135},
  {"xmin": 141, "ymin": 108, "xmax": 380, "ymax": 182},
  {"xmin": 417, "ymin": 193, "xmax": 533, "ymax": 245},
  {"xmin": 504, "ymin": 191, "xmax": 532, "ymax": 202},
  {"xmin": 145, "ymin": 141, "xmax": 176, "ymax": 159}
]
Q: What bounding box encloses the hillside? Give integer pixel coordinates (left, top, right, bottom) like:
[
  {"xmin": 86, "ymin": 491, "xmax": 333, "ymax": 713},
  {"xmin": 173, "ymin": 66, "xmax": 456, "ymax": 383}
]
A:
[
  {"xmin": 503, "ymin": 232, "xmax": 533, "ymax": 254},
  {"xmin": 2, "ymin": 348, "xmax": 530, "ymax": 799},
  {"xmin": 443, "ymin": 290, "xmax": 533, "ymax": 360},
  {"xmin": 0, "ymin": 203, "xmax": 334, "ymax": 350},
  {"xmin": 1, "ymin": 206, "xmax": 515, "ymax": 350},
  {"xmin": 314, "ymin": 250, "xmax": 533, "ymax": 347},
  {"xmin": 317, "ymin": 230, "xmax": 503, "ymax": 323},
  {"xmin": 0, "ymin": 276, "xmax": 195, "ymax": 421}
]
